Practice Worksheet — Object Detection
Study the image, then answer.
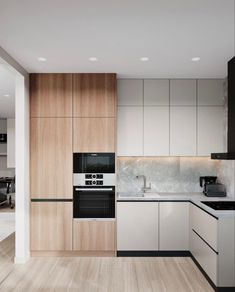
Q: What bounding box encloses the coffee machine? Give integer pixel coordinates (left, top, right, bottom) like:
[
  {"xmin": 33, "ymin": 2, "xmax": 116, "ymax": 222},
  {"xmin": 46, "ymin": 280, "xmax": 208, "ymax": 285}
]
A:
[{"xmin": 199, "ymin": 176, "xmax": 226, "ymax": 197}]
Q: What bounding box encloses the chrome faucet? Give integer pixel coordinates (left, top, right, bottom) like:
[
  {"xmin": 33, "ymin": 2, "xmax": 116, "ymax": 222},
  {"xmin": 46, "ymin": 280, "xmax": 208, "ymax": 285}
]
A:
[{"xmin": 136, "ymin": 175, "xmax": 151, "ymax": 193}]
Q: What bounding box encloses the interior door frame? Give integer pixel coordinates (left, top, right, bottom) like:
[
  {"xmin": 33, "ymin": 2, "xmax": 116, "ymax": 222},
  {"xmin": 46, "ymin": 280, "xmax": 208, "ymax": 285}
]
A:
[{"xmin": 0, "ymin": 47, "xmax": 30, "ymax": 263}]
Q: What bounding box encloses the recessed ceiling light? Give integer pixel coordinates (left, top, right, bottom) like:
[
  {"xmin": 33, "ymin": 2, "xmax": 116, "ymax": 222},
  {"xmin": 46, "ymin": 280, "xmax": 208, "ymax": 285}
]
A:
[
  {"xmin": 140, "ymin": 57, "xmax": 149, "ymax": 62},
  {"xmin": 191, "ymin": 57, "xmax": 200, "ymax": 62},
  {"xmin": 37, "ymin": 57, "xmax": 47, "ymax": 62},
  {"xmin": 89, "ymin": 57, "xmax": 98, "ymax": 62},
  {"xmin": 3, "ymin": 94, "xmax": 10, "ymax": 97}
]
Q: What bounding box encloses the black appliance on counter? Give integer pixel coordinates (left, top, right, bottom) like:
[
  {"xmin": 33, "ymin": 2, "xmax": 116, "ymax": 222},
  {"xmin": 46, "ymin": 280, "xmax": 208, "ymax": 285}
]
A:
[
  {"xmin": 201, "ymin": 201, "xmax": 235, "ymax": 210},
  {"xmin": 199, "ymin": 176, "xmax": 226, "ymax": 197},
  {"xmin": 73, "ymin": 153, "xmax": 116, "ymax": 219}
]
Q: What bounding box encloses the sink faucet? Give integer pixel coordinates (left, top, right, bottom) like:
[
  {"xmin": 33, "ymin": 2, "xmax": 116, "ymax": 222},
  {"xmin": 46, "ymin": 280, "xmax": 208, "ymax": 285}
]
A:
[{"xmin": 136, "ymin": 175, "xmax": 151, "ymax": 193}]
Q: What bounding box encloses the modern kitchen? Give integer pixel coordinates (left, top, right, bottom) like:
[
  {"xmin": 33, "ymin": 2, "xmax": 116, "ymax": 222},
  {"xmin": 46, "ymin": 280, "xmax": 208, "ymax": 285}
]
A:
[{"xmin": 0, "ymin": 1, "xmax": 235, "ymax": 291}]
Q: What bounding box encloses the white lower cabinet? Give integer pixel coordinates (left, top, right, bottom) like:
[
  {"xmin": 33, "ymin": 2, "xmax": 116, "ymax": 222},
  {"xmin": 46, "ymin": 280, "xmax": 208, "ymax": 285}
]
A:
[
  {"xmin": 190, "ymin": 229, "xmax": 217, "ymax": 285},
  {"xmin": 159, "ymin": 202, "xmax": 189, "ymax": 250},
  {"xmin": 117, "ymin": 202, "xmax": 158, "ymax": 250}
]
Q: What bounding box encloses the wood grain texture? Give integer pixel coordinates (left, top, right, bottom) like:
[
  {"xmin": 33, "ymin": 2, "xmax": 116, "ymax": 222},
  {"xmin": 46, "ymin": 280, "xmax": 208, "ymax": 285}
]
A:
[
  {"xmin": 73, "ymin": 118, "xmax": 115, "ymax": 152},
  {"xmin": 73, "ymin": 220, "xmax": 115, "ymax": 251},
  {"xmin": 0, "ymin": 237, "xmax": 214, "ymax": 292},
  {"xmin": 30, "ymin": 202, "xmax": 72, "ymax": 251},
  {"xmin": 30, "ymin": 118, "xmax": 72, "ymax": 198},
  {"xmin": 73, "ymin": 73, "xmax": 116, "ymax": 117},
  {"xmin": 30, "ymin": 73, "xmax": 72, "ymax": 117}
]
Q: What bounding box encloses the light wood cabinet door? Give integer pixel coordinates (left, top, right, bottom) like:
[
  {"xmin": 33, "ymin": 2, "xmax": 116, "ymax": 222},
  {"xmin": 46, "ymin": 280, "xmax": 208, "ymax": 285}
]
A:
[
  {"xmin": 198, "ymin": 79, "xmax": 224, "ymax": 106},
  {"xmin": 117, "ymin": 202, "xmax": 158, "ymax": 251},
  {"xmin": 30, "ymin": 118, "xmax": 72, "ymax": 199},
  {"xmin": 170, "ymin": 80, "xmax": 196, "ymax": 106},
  {"xmin": 73, "ymin": 220, "xmax": 115, "ymax": 251},
  {"xmin": 144, "ymin": 107, "xmax": 169, "ymax": 156},
  {"xmin": 117, "ymin": 79, "xmax": 143, "ymax": 106},
  {"xmin": 159, "ymin": 202, "xmax": 189, "ymax": 250},
  {"xmin": 197, "ymin": 106, "xmax": 225, "ymax": 156},
  {"xmin": 117, "ymin": 107, "xmax": 143, "ymax": 156},
  {"xmin": 30, "ymin": 74, "xmax": 72, "ymax": 117},
  {"xmin": 31, "ymin": 202, "xmax": 72, "ymax": 251},
  {"xmin": 73, "ymin": 118, "xmax": 115, "ymax": 152},
  {"xmin": 73, "ymin": 73, "xmax": 116, "ymax": 117},
  {"xmin": 170, "ymin": 107, "xmax": 197, "ymax": 156}
]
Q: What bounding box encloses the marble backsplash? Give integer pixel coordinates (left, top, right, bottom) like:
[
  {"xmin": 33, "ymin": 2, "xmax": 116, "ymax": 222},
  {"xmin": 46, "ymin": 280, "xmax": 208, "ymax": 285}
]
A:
[{"xmin": 117, "ymin": 157, "xmax": 219, "ymax": 194}]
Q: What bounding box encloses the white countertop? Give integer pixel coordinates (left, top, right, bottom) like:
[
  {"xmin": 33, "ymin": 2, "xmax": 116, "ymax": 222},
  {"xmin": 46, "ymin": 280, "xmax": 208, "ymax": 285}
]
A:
[{"xmin": 117, "ymin": 192, "xmax": 235, "ymax": 218}]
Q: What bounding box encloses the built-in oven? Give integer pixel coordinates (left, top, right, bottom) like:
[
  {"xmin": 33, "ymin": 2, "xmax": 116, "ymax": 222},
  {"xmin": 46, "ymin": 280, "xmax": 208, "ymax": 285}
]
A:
[
  {"xmin": 73, "ymin": 186, "xmax": 115, "ymax": 218},
  {"xmin": 73, "ymin": 153, "xmax": 115, "ymax": 174}
]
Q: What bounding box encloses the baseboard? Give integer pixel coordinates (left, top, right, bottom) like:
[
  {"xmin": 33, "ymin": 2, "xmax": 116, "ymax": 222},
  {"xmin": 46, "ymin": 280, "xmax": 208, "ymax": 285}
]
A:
[
  {"xmin": 117, "ymin": 250, "xmax": 191, "ymax": 257},
  {"xmin": 14, "ymin": 255, "xmax": 30, "ymax": 264},
  {"xmin": 31, "ymin": 250, "xmax": 116, "ymax": 257}
]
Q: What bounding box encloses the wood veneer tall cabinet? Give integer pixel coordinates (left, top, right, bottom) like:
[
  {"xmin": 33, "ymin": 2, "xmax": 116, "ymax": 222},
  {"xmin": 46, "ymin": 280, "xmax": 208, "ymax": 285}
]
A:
[{"xmin": 30, "ymin": 73, "xmax": 117, "ymax": 254}]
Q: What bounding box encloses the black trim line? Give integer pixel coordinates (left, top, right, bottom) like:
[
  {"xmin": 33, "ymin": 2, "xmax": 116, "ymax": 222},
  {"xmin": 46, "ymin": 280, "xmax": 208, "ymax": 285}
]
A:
[
  {"xmin": 192, "ymin": 229, "xmax": 218, "ymax": 254},
  {"xmin": 31, "ymin": 199, "xmax": 73, "ymax": 202},
  {"xmin": 117, "ymin": 251, "xmax": 191, "ymax": 257},
  {"xmin": 190, "ymin": 201, "xmax": 218, "ymax": 219},
  {"xmin": 190, "ymin": 253, "xmax": 217, "ymax": 291}
]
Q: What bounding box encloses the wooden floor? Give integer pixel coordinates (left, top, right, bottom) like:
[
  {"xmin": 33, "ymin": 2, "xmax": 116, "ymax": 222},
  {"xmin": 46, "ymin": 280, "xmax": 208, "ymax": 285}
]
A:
[{"xmin": 0, "ymin": 235, "xmax": 213, "ymax": 292}]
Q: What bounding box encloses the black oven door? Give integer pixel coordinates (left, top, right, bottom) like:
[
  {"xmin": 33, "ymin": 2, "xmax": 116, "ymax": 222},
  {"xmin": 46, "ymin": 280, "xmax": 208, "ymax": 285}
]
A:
[
  {"xmin": 73, "ymin": 153, "xmax": 115, "ymax": 174},
  {"xmin": 73, "ymin": 186, "xmax": 115, "ymax": 218}
]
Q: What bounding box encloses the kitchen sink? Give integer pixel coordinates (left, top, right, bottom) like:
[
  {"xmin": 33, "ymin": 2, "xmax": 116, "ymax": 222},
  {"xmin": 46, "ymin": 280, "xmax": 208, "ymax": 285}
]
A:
[{"xmin": 201, "ymin": 201, "xmax": 235, "ymax": 210}]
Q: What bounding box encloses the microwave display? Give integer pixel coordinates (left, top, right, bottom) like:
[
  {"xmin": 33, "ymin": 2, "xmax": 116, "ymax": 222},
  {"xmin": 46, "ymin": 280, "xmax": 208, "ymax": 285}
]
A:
[{"xmin": 73, "ymin": 153, "xmax": 115, "ymax": 174}]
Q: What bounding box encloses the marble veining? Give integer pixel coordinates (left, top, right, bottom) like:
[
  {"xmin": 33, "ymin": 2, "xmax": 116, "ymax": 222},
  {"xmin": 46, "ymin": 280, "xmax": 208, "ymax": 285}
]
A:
[{"xmin": 117, "ymin": 157, "xmax": 218, "ymax": 193}]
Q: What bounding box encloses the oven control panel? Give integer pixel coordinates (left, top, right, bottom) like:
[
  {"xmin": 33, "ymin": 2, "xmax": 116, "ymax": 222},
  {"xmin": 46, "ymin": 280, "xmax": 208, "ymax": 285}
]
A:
[
  {"xmin": 73, "ymin": 173, "xmax": 116, "ymax": 186},
  {"xmin": 85, "ymin": 174, "xmax": 104, "ymax": 185}
]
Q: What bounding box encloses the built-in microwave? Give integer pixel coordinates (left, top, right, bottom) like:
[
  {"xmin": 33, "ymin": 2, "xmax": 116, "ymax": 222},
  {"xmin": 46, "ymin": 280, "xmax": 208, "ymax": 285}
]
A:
[{"xmin": 73, "ymin": 153, "xmax": 115, "ymax": 174}]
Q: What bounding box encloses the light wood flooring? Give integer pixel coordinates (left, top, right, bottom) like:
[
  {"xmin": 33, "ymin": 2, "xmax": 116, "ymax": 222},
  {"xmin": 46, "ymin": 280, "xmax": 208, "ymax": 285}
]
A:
[{"xmin": 0, "ymin": 234, "xmax": 213, "ymax": 292}]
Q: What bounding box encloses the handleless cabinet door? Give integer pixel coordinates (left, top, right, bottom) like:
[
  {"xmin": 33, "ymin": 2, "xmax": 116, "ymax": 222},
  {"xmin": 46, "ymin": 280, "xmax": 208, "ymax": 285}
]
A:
[
  {"xmin": 31, "ymin": 202, "xmax": 72, "ymax": 251},
  {"xmin": 144, "ymin": 107, "xmax": 169, "ymax": 156},
  {"xmin": 30, "ymin": 74, "xmax": 72, "ymax": 117},
  {"xmin": 144, "ymin": 80, "xmax": 169, "ymax": 105},
  {"xmin": 117, "ymin": 107, "xmax": 143, "ymax": 156},
  {"xmin": 198, "ymin": 79, "xmax": 224, "ymax": 106},
  {"xmin": 197, "ymin": 107, "xmax": 225, "ymax": 156},
  {"xmin": 159, "ymin": 202, "xmax": 189, "ymax": 250},
  {"xmin": 117, "ymin": 79, "xmax": 143, "ymax": 106},
  {"xmin": 117, "ymin": 202, "xmax": 158, "ymax": 250},
  {"xmin": 73, "ymin": 73, "xmax": 116, "ymax": 117},
  {"xmin": 30, "ymin": 118, "xmax": 72, "ymax": 199},
  {"xmin": 170, "ymin": 80, "xmax": 196, "ymax": 106},
  {"xmin": 73, "ymin": 118, "xmax": 115, "ymax": 152},
  {"xmin": 170, "ymin": 107, "xmax": 196, "ymax": 156}
]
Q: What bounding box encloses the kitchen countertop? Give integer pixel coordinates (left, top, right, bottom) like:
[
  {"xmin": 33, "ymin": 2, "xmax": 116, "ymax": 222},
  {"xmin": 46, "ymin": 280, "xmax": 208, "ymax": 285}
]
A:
[{"xmin": 117, "ymin": 192, "xmax": 235, "ymax": 218}]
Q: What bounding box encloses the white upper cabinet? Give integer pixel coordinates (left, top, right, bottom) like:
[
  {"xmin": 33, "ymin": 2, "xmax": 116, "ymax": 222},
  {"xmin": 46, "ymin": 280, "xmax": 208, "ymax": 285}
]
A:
[
  {"xmin": 144, "ymin": 107, "xmax": 169, "ymax": 156},
  {"xmin": 117, "ymin": 106, "xmax": 143, "ymax": 156},
  {"xmin": 198, "ymin": 79, "xmax": 224, "ymax": 106},
  {"xmin": 170, "ymin": 80, "xmax": 196, "ymax": 106},
  {"xmin": 170, "ymin": 107, "xmax": 197, "ymax": 156},
  {"xmin": 117, "ymin": 79, "xmax": 143, "ymax": 106},
  {"xmin": 144, "ymin": 80, "xmax": 169, "ymax": 105},
  {"xmin": 197, "ymin": 107, "xmax": 225, "ymax": 156}
]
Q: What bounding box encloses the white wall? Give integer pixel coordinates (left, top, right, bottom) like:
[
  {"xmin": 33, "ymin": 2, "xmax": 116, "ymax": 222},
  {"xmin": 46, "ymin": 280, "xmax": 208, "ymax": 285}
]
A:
[{"xmin": 0, "ymin": 47, "xmax": 29, "ymax": 264}]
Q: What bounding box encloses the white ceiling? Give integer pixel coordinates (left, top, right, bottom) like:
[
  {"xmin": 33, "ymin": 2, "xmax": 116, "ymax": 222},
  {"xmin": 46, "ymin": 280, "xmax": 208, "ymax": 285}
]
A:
[
  {"xmin": 0, "ymin": 65, "xmax": 15, "ymax": 118},
  {"xmin": 0, "ymin": 0, "xmax": 234, "ymax": 78}
]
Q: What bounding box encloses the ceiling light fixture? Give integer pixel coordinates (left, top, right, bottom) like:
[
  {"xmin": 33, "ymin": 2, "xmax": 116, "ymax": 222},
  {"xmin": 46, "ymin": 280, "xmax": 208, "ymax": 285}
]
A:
[
  {"xmin": 191, "ymin": 57, "xmax": 200, "ymax": 62},
  {"xmin": 89, "ymin": 57, "xmax": 98, "ymax": 62},
  {"xmin": 37, "ymin": 57, "xmax": 47, "ymax": 62},
  {"xmin": 3, "ymin": 94, "xmax": 10, "ymax": 97},
  {"xmin": 140, "ymin": 57, "xmax": 149, "ymax": 62}
]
